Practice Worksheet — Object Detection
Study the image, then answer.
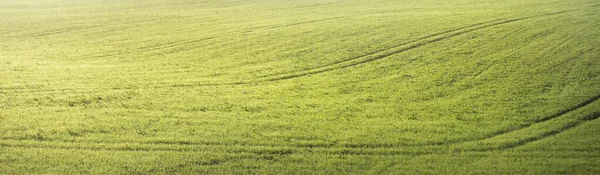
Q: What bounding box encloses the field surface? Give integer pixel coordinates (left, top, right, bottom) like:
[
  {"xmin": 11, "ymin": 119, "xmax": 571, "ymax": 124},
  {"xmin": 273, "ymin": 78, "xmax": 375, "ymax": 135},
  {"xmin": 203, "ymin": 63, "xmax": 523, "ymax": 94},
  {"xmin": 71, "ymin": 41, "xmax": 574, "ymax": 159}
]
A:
[{"xmin": 1, "ymin": 0, "xmax": 600, "ymax": 174}]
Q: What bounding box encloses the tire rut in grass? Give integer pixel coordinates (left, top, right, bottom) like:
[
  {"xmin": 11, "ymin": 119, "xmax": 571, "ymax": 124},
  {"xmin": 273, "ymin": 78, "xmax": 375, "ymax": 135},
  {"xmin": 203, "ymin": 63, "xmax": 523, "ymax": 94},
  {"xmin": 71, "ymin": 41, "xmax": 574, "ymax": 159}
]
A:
[
  {"xmin": 256, "ymin": 18, "xmax": 511, "ymax": 79},
  {"xmin": 3, "ymin": 91, "xmax": 597, "ymax": 152},
  {"xmin": 5, "ymin": 10, "xmax": 578, "ymax": 95},
  {"xmin": 499, "ymin": 112, "xmax": 600, "ymax": 149},
  {"xmin": 8, "ymin": 17, "xmax": 189, "ymax": 40},
  {"xmin": 2, "ymin": 92, "xmax": 598, "ymax": 154},
  {"xmin": 446, "ymin": 93, "xmax": 600, "ymax": 150},
  {"xmin": 207, "ymin": 9, "xmax": 579, "ymax": 86},
  {"xmin": 489, "ymin": 93, "xmax": 600, "ymax": 138},
  {"xmin": 0, "ymin": 138, "xmax": 441, "ymax": 156},
  {"xmin": 75, "ymin": 17, "xmax": 345, "ymax": 60}
]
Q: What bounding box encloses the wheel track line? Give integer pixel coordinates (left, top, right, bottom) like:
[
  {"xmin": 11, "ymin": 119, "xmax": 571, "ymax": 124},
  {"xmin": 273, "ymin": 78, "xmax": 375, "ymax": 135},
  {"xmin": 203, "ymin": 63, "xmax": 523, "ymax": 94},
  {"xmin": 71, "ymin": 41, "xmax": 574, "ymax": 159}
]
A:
[
  {"xmin": 14, "ymin": 10, "xmax": 576, "ymax": 89},
  {"xmin": 7, "ymin": 16, "xmax": 190, "ymax": 40},
  {"xmin": 145, "ymin": 17, "xmax": 348, "ymax": 56},
  {"xmin": 161, "ymin": 9, "xmax": 576, "ymax": 88},
  {"xmin": 76, "ymin": 37, "xmax": 219, "ymax": 60},
  {"xmin": 499, "ymin": 112, "xmax": 600, "ymax": 150},
  {"xmin": 263, "ymin": 3, "xmax": 336, "ymax": 11},
  {"xmin": 4, "ymin": 109, "xmax": 599, "ymax": 155},
  {"xmin": 4, "ymin": 139, "xmax": 600, "ymax": 156},
  {"xmin": 0, "ymin": 136, "xmax": 421, "ymax": 150},
  {"xmin": 537, "ymin": 94, "xmax": 600, "ymax": 123},
  {"xmin": 430, "ymin": 92, "xmax": 600, "ymax": 146},
  {"xmin": 75, "ymin": 17, "xmax": 346, "ymax": 60},
  {"xmin": 2, "ymin": 7, "xmax": 597, "ymax": 154},
  {"xmin": 264, "ymin": 17, "xmax": 346, "ymax": 30},
  {"xmin": 13, "ymin": 26, "xmax": 90, "ymax": 39},
  {"xmin": 2, "ymin": 17, "xmax": 349, "ymax": 93},
  {"xmin": 250, "ymin": 10, "xmax": 577, "ymax": 84},
  {"xmin": 539, "ymin": 18, "xmax": 598, "ymax": 73},
  {"xmin": 2, "ymin": 93, "xmax": 598, "ymax": 151},
  {"xmin": 463, "ymin": 21, "xmax": 574, "ymax": 80},
  {"xmin": 256, "ymin": 18, "xmax": 510, "ymax": 79},
  {"xmin": 162, "ymin": 15, "xmax": 534, "ymax": 87},
  {"xmin": 470, "ymin": 64, "xmax": 496, "ymax": 78},
  {"xmin": 0, "ymin": 139, "xmax": 442, "ymax": 156},
  {"xmin": 466, "ymin": 111, "xmax": 600, "ymax": 152},
  {"xmin": 1, "ymin": 10, "xmax": 578, "ymax": 93},
  {"xmin": 541, "ymin": 47, "xmax": 596, "ymax": 73}
]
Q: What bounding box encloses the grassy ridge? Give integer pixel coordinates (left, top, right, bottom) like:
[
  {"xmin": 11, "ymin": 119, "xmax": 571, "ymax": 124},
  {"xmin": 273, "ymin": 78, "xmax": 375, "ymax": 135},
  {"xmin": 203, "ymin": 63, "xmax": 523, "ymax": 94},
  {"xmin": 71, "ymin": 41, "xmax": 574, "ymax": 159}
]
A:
[{"xmin": 1, "ymin": 0, "xmax": 599, "ymax": 174}]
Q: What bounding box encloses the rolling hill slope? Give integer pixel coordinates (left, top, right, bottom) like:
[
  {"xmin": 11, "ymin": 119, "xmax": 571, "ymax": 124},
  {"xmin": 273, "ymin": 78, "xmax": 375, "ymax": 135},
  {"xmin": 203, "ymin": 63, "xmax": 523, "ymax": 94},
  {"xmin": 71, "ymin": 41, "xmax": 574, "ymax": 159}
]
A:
[{"xmin": 1, "ymin": 0, "xmax": 599, "ymax": 174}]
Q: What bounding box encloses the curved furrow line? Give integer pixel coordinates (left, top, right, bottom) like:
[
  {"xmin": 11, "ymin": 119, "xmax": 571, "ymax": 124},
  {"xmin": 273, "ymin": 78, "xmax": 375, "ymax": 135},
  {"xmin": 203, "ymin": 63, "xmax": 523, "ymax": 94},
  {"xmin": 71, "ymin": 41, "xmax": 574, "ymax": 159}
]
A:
[
  {"xmin": 263, "ymin": 3, "xmax": 336, "ymax": 11},
  {"xmin": 0, "ymin": 141, "xmax": 442, "ymax": 156},
  {"xmin": 2, "ymin": 93, "xmax": 598, "ymax": 151},
  {"xmin": 539, "ymin": 18, "xmax": 599, "ymax": 73},
  {"xmin": 256, "ymin": 10, "xmax": 576, "ymax": 80},
  {"xmin": 258, "ymin": 23, "xmax": 509, "ymax": 79},
  {"xmin": 1, "ymin": 25, "xmax": 84, "ymax": 38},
  {"xmin": 74, "ymin": 17, "xmax": 346, "ymax": 60},
  {"xmin": 261, "ymin": 10, "xmax": 575, "ymax": 81},
  {"xmin": 437, "ymin": 92, "xmax": 600, "ymax": 148},
  {"xmin": 11, "ymin": 26, "xmax": 92, "ymax": 39},
  {"xmin": 499, "ymin": 93, "xmax": 600, "ymax": 134},
  {"xmin": 142, "ymin": 17, "xmax": 348, "ymax": 56},
  {"xmin": 0, "ymin": 11, "xmax": 577, "ymax": 93},
  {"xmin": 263, "ymin": 17, "xmax": 345, "ymax": 30},
  {"xmin": 7, "ymin": 16, "xmax": 190, "ymax": 40},
  {"xmin": 0, "ymin": 135, "xmax": 450, "ymax": 156},
  {"xmin": 23, "ymin": 11, "xmax": 575, "ymax": 91},
  {"xmin": 4, "ymin": 137, "xmax": 600, "ymax": 156},
  {"xmin": 1, "ymin": 93, "xmax": 598, "ymax": 153},
  {"xmin": 470, "ymin": 64, "xmax": 495, "ymax": 78},
  {"xmin": 74, "ymin": 37, "xmax": 219, "ymax": 60},
  {"xmin": 51, "ymin": 13, "xmax": 547, "ymax": 88},
  {"xmin": 5, "ymin": 112, "xmax": 600, "ymax": 154},
  {"xmin": 455, "ymin": 23, "xmax": 579, "ymax": 89},
  {"xmin": 540, "ymin": 46, "xmax": 597, "ymax": 73},
  {"xmin": 70, "ymin": 39, "xmax": 215, "ymax": 60},
  {"xmin": 0, "ymin": 88, "xmax": 102, "ymax": 95},
  {"xmin": 257, "ymin": 19, "xmax": 509, "ymax": 79},
  {"xmin": 498, "ymin": 112, "xmax": 600, "ymax": 149},
  {"xmin": 170, "ymin": 9, "xmax": 575, "ymax": 87},
  {"xmin": 171, "ymin": 86, "xmax": 600, "ymax": 149}
]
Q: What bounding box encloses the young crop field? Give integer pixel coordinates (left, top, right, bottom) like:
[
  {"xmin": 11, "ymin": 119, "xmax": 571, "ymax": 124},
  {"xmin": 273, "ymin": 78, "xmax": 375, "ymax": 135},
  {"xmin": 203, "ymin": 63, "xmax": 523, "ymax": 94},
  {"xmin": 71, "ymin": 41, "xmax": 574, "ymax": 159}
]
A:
[{"xmin": 1, "ymin": 0, "xmax": 599, "ymax": 174}]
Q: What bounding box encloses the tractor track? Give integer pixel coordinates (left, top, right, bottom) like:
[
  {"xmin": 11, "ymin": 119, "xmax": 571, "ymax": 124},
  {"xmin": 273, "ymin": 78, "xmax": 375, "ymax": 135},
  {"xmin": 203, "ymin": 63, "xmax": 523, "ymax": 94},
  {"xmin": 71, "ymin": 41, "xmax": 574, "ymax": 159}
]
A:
[
  {"xmin": 255, "ymin": 10, "xmax": 577, "ymax": 82},
  {"xmin": 4, "ymin": 9, "xmax": 597, "ymax": 152},
  {"xmin": 0, "ymin": 136, "xmax": 445, "ymax": 156},
  {"xmin": 541, "ymin": 46, "xmax": 596, "ymax": 73},
  {"xmin": 1, "ymin": 93, "xmax": 598, "ymax": 153},
  {"xmin": 0, "ymin": 10, "xmax": 579, "ymax": 94},
  {"xmin": 539, "ymin": 18, "xmax": 598, "ymax": 73},
  {"xmin": 256, "ymin": 19, "xmax": 511, "ymax": 79},
  {"xmin": 162, "ymin": 9, "xmax": 578, "ymax": 88},
  {"xmin": 2, "ymin": 2, "xmax": 600, "ymax": 161},
  {"xmin": 426, "ymin": 92, "xmax": 600, "ymax": 148},
  {"xmin": 263, "ymin": 3, "xmax": 336, "ymax": 12},
  {"xmin": 73, "ymin": 17, "xmax": 346, "ymax": 60},
  {"xmin": 498, "ymin": 112, "xmax": 600, "ymax": 149},
  {"xmin": 6, "ymin": 16, "xmax": 190, "ymax": 40}
]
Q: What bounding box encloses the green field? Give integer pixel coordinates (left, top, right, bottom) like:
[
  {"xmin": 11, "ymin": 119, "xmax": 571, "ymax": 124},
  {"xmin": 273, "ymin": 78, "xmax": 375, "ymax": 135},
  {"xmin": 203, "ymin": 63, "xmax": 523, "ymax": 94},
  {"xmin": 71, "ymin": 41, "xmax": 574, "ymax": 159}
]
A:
[{"xmin": 1, "ymin": 0, "xmax": 599, "ymax": 174}]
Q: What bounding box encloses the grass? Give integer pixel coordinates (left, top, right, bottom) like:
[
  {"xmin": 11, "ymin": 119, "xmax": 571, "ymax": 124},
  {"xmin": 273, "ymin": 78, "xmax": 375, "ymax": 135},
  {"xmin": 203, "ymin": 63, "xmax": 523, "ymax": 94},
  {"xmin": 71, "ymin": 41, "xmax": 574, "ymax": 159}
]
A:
[{"xmin": 1, "ymin": 0, "xmax": 599, "ymax": 174}]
